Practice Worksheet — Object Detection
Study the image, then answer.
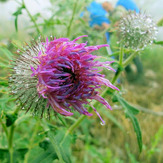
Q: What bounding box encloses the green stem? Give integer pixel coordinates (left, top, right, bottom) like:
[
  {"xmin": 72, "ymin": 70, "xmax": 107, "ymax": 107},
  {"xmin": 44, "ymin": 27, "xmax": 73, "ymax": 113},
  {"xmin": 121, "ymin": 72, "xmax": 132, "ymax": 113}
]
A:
[
  {"xmin": 123, "ymin": 51, "xmax": 138, "ymax": 67},
  {"xmin": 8, "ymin": 107, "xmax": 20, "ymax": 163},
  {"xmin": 22, "ymin": 0, "xmax": 41, "ymax": 34},
  {"xmin": 65, "ymin": 115, "xmax": 85, "ymax": 135},
  {"xmin": 0, "ymin": 117, "xmax": 15, "ymax": 163},
  {"xmin": 24, "ymin": 120, "xmax": 40, "ymax": 163},
  {"xmin": 66, "ymin": 0, "xmax": 78, "ymax": 37},
  {"xmin": 58, "ymin": 114, "xmax": 68, "ymax": 127},
  {"xmin": 8, "ymin": 125, "xmax": 15, "ymax": 163},
  {"xmin": 119, "ymin": 46, "xmax": 123, "ymax": 66},
  {"xmin": 111, "ymin": 68, "xmax": 122, "ymax": 85},
  {"xmin": 0, "ymin": 118, "xmax": 8, "ymax": 138}
]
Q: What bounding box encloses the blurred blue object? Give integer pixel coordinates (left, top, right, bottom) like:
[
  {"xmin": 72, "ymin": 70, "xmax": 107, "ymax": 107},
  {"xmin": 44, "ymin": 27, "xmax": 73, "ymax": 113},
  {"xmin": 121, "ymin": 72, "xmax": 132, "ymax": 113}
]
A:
[
  {"xmin": 81, "ymin": 1, "xmax": 111, "ymax": 53},
  {"xmin": 116, "ymin": 0, "xmax": 139, "ymax": 13},
  {"xmin": 105, "ymin": 32, "xmax": 111, "ymax": 44},
  {"xmin": 86, "ymin": 1, "xmax": 110, "ymax": 27}
]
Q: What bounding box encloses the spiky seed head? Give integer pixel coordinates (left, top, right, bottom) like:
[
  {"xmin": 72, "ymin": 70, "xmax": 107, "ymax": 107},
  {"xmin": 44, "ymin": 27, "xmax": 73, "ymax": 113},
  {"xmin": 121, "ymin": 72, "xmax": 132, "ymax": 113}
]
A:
[{"xmin": 119, "ymin": 11, "xmax": 158, "ymax": 50}]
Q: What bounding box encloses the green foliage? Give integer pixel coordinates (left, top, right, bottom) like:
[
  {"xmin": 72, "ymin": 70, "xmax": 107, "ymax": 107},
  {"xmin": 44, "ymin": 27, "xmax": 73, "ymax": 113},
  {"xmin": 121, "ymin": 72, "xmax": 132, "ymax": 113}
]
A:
[
  {"xmin": 0, "ymin": 0, "xmax": 163, "ymax": 162},
  {"xmin": 48, "ymin": 130, "xmax": 72, "ymax": 163},
  {"xmin": 147, "ymin": 125, "xmax": 163, "ymax": 159},
  {"xmin": 6, "ymin": 113, "xmax": 18, "ymax": 127},
  {"xmin": 0, "ymin": 148, "xmax": 28, "ymax": 162},
  {"xmin": 13, "ymin": 5, "xmax": 25, "ymax": 32},
  {"xmin": 125, "ymin": 144, "xmax": 139, "ymax": 163},
  {"xmin": 116, "ymin": 95, "xmax": 142, "ymax": 152}
]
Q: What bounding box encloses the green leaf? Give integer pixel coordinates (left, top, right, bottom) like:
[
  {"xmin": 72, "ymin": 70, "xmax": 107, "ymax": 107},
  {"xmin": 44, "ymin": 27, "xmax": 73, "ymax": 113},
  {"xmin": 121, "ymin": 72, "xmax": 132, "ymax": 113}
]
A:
[
  {"xmin": 6, "ymin": 113, "xmax": 18, "ymax": 127},
  {"xmin": 12, "ymin": 6, "xmax": 25, "ymax": 32},
  {"xmin": 48, "ymin": 131, "xmax": 65, "ymax": 163},
  {"xmin": 0, "ymin": 80, "xmax": 8, "ymax": 87},
  {"xmin": 34, "ymin": 128, "xmax": 72, "ymax": 163},
  {"xmin": 117, "ymin": 96, "xmax": 139, "ymax": 115},
  {"xmin": 116, "ymin": 95, "xmax": 142, "ymax": 152},
  {"xmin": 157, "ymin": 17, "xmax": 163, "ymax": 27},
  {"xmin": 0, "ymin": 47, "xmax": 14, "ymax": 60},
  {"xmin": 31, "ymin": 147, "xmax": 57, "ymax": 163},
  {"xmin": 0, "ymin": 148, "xmax": 28, "ymax": 162},
  {"xmin": 48, "ymin": 130, "xmax": 72, "ymax": 163},
  {"xmin": 32, "ymin": 13, "xmax": 41, "ymax": 21},
  {"xmin": 126, "ymin": 111, "xmax": 142, "ymax": 152},
  {"xmin": 30, "ymin": 140, "xmax": 58, "ymax": 163}
]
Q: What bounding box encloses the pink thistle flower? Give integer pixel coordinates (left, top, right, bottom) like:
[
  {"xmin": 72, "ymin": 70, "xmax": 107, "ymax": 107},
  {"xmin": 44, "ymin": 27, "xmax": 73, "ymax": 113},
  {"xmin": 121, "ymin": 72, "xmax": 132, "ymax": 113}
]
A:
[{"xmin": 10, "ymin": 35, "xmax": 119, "ymax": 123}]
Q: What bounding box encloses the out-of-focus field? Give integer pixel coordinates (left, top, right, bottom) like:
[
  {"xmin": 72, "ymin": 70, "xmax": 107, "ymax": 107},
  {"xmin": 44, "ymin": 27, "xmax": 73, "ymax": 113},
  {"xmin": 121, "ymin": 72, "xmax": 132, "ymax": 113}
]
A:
[{"xmin": 0, "ymin": 0, "xmax": 163, "ymax": 162}]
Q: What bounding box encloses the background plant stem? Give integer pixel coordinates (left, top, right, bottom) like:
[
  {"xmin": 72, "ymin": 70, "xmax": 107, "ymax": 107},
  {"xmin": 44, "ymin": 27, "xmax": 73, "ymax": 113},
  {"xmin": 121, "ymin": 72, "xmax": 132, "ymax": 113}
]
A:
[
  {"xmin": 8, "ymin": 125, "xmax": 15, "ymax": 163},
  {"xmin": 8, "ymin": 107, "xmax": 20, "ymax": 163},
  {"xmin": 22, "ymin": 0, "xmax": 41, "ymax": 35},
  {"xmin": 67, "ymin": 0, "xmax": 78, "ymax": 37},
  {"xmin": 24, "ymin": 120, "xmax": 40, "ymax": 163}
]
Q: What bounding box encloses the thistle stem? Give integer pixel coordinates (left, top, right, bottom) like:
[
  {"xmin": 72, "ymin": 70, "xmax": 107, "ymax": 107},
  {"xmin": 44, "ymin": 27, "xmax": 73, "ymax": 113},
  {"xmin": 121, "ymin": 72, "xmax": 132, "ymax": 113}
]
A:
[
  {"xmin": 119, "ymin": 46, "xmax": 123, "ymax": 66},
  {"xmin": 22, "ymin": 0, "xmax": 41, "ymax": 35},
  {"xmin": 67, "ymin": 0, "xmax": 78, "ymax": 37},
  {"xmin": 8, "ymin": 125, "xmax": 15, "ymax": 163},
  {"xmin": 123, "ymin": 51, "xmax": 138, "ymax": 67},
  {"xmin": 8, "ymin": 107, "xmax": 20, "ymax": 163},
  {"xmin": 65, "ymin": 115, "xmax": 85, "ymax": 135}
]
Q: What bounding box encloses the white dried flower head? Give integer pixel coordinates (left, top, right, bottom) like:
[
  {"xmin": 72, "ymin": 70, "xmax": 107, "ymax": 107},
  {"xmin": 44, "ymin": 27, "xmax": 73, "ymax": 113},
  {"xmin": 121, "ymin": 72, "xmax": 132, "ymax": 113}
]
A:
[{"xmin": 119, "ymin": 11, "xmax": 158, "ymax": 50}]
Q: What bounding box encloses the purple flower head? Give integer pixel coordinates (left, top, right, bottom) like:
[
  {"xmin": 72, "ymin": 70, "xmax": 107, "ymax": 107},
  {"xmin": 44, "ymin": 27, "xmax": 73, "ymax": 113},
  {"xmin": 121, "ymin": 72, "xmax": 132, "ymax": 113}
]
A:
[{"xmin": 10, "ymin": 35, "xmax": 119, "ymax": 123}]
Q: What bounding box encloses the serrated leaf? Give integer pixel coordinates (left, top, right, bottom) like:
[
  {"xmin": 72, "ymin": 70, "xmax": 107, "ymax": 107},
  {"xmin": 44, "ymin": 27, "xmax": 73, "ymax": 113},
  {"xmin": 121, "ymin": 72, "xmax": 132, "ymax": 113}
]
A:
[
  {"xmin": 126, "ymin": 112, "xmax": 142, "ymax": 152},
  {"xmin": 116, "ymin": 95, "xmax": 142, "ymax": 152}
]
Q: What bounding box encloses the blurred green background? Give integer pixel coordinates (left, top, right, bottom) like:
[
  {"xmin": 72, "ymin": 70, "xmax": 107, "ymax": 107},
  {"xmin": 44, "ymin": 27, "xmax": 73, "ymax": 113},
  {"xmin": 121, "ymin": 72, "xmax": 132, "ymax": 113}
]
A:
[{"xmin": 0, "ymin": 0, "xmax": 163, "ymax": 163}]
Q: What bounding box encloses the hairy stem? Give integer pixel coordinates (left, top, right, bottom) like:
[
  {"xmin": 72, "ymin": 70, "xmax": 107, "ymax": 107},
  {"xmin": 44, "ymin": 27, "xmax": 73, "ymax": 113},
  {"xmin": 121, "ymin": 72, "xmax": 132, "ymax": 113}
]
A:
[
  {"xmin": 123, "ymin": 51, "xmax": 138, "ymax": 67},
  {"xmin": 119, "ymin": 46, "xmax": 123, "ymax": 66}
]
